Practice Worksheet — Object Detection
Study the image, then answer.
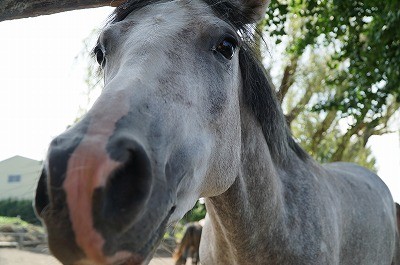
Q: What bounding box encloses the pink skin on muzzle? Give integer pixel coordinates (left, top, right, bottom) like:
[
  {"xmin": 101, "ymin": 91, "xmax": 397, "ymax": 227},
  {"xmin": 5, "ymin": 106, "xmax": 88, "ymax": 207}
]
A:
[{"xmin": 62, "ymin": 88, "xmax": 142, "ymax": 264}]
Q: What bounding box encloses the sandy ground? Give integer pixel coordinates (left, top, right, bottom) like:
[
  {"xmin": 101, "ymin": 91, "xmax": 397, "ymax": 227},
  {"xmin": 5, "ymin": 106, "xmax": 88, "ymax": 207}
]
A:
[{"xmin": 0, "ymin": 248, "xmax": 174, "ymax": 265}]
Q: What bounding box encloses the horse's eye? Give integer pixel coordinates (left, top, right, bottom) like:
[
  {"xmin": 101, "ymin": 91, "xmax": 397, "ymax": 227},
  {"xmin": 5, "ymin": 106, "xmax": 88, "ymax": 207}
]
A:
[
  {"xmin": 215, "ymin": 37, "xmax": 238, "ymax": 60},
  {"xmin": 94, "ymin": 46, "xmax": 106, "ymax": 67}
]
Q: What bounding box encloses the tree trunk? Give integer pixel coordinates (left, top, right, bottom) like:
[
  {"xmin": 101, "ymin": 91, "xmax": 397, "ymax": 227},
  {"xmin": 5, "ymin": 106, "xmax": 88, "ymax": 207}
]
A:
[
  {"xmin": 331, "ymin": 121, "xmax": 365, "ymax": 161},
  {"xmin": 0, "ymin": 0, "xmax": 122, "ymax": 21},
  {"xmin": 309, "ymin": 110, "xmax": 337, "ymax": 154},
  {"xmin": 362, "ymin": 102, "xmax": 400, "ymax": 146},
  {"xmin": 286, "ymin": 86, "xmax": 314, "ymax": 126},
  {"xmin": 277, "ymin": 57, "xmax": 298, "ymax": 104}
]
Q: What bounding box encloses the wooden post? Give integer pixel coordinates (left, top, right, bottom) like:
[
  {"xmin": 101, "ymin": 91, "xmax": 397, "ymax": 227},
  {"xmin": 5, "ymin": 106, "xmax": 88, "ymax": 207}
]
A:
[
  {"xmin": 17, "ymin": 233, "xmax": 23, "ymax": 249},
  {"xmin": 0, "ymin": 0, "xmax": 126, "ymax": 22}
]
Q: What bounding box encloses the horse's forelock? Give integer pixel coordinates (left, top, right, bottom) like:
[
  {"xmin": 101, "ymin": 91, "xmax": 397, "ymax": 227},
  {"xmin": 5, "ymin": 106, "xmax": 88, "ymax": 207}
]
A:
[
  {"xmin": 108, "ymin": 0, "xmax": 251, "ymax": 27},
  {"xmin": 108, "ymin": 0, "xmax": 164, "ymax": 24}
]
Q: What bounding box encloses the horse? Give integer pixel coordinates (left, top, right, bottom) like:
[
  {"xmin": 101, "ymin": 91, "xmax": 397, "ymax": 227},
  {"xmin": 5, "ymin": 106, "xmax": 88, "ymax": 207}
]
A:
[
  {"xmin": 173, "ymin": 222, "xmax": 202, "ymax": 265},
  {"xmin": 34, "ymin": 0, "xmax": 400, "ymax": 264},
  {"xmin": 397, "ymin": 203, "xmax": 400, "ymax": 234}
]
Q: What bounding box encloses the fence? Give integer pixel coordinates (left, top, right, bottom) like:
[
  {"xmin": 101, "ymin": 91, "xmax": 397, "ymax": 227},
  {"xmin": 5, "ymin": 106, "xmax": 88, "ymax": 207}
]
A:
[{"xmin": 0, "ymin": 232, "xmax": 45, "ymax": 249}]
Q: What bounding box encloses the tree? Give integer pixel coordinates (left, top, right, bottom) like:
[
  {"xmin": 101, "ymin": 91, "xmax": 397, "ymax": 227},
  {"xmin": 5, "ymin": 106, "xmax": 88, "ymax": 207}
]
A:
[
  {"xmin": 259, "ymin": 0, "xmax": 400, "ymax": 166},
  {"xmin": 180, "ymin": 200, "xmax": 206, "ymax": 224},
  {"xmin": 0, "ymin": 199, "xmax": 40, "ymax": 225},
  {"xmin": 72, "ymin": 29, "xmax": 103, "ymax": 121},
  {"xmin": 266, "ymin": 0, "xmax": 400, "ymax": 104}
]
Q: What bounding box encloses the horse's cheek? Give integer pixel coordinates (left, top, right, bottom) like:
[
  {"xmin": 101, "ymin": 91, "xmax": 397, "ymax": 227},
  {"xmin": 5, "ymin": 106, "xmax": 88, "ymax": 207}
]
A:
[{"xmin": 200, "ymin": 134, "xmax": 241, "ymax": 197}]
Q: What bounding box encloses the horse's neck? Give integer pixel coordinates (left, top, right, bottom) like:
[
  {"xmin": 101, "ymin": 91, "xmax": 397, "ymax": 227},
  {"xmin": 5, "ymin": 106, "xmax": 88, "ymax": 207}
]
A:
[{"xmin": 202, "ymin": 107, "xmax": 310, "ymax": 264}]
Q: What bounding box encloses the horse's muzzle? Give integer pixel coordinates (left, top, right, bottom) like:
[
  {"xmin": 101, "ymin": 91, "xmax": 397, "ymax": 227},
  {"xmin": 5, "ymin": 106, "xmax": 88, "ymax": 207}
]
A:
[{"xmin": 34, "ymin": 134, "xmax": 155, "ymax": 264}]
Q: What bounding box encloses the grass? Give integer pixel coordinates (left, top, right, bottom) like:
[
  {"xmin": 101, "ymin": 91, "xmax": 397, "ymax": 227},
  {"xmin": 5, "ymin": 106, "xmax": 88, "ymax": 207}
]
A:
[
  {"xmin": 0, "ymin": 216, "xmax": 44, "ymax": 233},
  {"xmin": 0, "ymin": 216, "xmax": 31, "ymax": 227}
]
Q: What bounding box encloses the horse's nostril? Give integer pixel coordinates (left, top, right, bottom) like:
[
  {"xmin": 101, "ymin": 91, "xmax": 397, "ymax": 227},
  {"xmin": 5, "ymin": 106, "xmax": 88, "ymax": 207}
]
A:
[
  {"xmin": 94, "ymin": 140, "xmax": 153, "ymax": 233},
  {"xmin": 34, "ymin": 168, "xmax": 50, "ymax": 217}
]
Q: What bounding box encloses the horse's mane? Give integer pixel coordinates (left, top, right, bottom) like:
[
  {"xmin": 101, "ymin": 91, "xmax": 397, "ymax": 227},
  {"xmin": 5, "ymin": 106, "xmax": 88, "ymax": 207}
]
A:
[
  {"xmin": 106, "ymin": 0, "xmax": 309, "ymax": 164},
  {"xmin": 239, "ymin": 45, "xmax": 309, "ymax": 164}
]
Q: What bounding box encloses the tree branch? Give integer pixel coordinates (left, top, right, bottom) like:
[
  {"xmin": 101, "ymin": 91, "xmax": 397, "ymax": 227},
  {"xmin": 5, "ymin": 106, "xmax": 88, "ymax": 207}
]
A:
[
  {"xmin": 0, "ymin": 0, "xmax": 123, "ymax": 22},
  {"xmin": 286, "ymin": 86, "xmax": 314, "ymax": 126},
  {"xmin": 361, "ymin": 103, "xmax": 400, "ymax": 146},
  {"xmin": 277, "ymin": 56, "xmax": 298, "ymax": 104},
  {"xmin": 331, "ymin": 120, "xmax": 366, "ymax": 162},
  {"xmin": 309, "ymin": 110, "xmax": 337, "ymax": 154}
]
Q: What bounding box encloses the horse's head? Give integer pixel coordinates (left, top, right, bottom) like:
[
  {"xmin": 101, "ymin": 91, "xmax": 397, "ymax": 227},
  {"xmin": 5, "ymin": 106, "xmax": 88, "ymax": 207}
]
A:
[{"xmin": 35, "ymin": 0, "xmax": 269, "ymax": 264}]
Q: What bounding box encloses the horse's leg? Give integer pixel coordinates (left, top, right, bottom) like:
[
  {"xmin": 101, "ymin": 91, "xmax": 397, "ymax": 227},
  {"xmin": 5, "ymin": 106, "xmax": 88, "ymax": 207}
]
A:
[
  {"xmin": 393, "ymin": 203, "xmax": 400, "ymax": 265},
  {"xmin": 192, "ymin": 251, "xmax": 199, "ymax": 265},
  {"xmin": 393, "ymin": 229, "xmax": 400, "ymax": 265},
  {"xmin": 188, "ymin": 246, "xmax": 194, "ymax": 265},
  {"xmin": 175, "ymin": 256, "xmax": 185, "ymax": 265},
  {"xmin": 182, "ymin": 247, "xmax": 189, "ymax": 265}
]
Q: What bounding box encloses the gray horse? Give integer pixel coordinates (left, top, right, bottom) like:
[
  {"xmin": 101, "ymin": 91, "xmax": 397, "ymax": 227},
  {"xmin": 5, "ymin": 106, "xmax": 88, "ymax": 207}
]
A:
[{"xmin": 34, "ymin": 0, "xmax": 400, "ymax": 264}]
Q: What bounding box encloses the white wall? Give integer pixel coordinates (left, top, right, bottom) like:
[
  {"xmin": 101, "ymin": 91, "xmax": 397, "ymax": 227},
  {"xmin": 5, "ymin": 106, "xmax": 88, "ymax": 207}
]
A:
[{"xmin": 0, "ymin": 156, "xmax": 42, "ymax": 200}]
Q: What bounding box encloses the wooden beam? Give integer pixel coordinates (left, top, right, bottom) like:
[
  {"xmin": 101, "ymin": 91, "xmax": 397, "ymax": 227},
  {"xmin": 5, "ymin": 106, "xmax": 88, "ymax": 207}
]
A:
[{"xmin": 0, "ymin": 0, "xmax": 125, "ymax": 22}]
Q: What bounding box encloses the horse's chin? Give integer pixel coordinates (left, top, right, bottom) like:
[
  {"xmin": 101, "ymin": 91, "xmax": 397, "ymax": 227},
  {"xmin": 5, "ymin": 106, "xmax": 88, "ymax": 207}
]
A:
[
  {"xmin": 45, "ymin": 207, "xmax": 170, "ymax": 265},
  {"xmin": 111, "ymin": 256, "xmax": 144, "ymax": 265},
  {"xmin": 72, "ymin": 253, "xmax": 144, "ymax": 265},
  {"xmin": 110, "ymin": 242, "xmax": 160, "ymax": 265}
]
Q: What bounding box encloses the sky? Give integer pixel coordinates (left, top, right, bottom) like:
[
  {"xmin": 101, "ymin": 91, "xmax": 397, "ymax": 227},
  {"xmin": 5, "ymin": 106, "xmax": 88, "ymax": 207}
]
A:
[
  {"xmin": 0, "ymin": 7, "xmax": 113, "ymax": 161},
  {"xmin": 0, "ymin": 7, "xmax": 399, "ymax": 202}
]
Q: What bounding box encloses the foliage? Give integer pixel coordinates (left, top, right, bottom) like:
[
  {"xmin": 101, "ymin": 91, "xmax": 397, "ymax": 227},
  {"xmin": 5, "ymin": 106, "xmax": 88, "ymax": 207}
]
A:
[
  {"xmin": 265, "ymin": 0, "xmax": 400, "ymax": 115},
  {"xmin": 163, "ymin": 200, "xmax": 206, "ymax": 240},
  {"xmin": 291, "ymin": 108, "xmax": 377, "ymax": 170},
  {"xmin": 180, "ymin": 200, "xmax": 206, "ymax": 224},
  {"xmin": 274, "ymin": 46, "xmax": 378, "ymax": 170},
  {"xmin": 74, "ymin": 29, "xmax": 103, "ymax": 120},
  {"xmin": 0, "ymin": 199, "xmax": 41, "ymax": 225},
  {"xmin": 261, "ymin": 0, "xmax": 400, "ymax": 164},
  {"xmin": 0, "ymin": 216, "xmax": 30, "ymax": 227}
]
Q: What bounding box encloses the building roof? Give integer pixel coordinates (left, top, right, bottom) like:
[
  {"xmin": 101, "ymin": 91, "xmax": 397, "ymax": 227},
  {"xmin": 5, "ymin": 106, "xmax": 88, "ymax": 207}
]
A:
[{"xmin": 0, "ymin": 155, "xmax": 41, "ymax": 170}]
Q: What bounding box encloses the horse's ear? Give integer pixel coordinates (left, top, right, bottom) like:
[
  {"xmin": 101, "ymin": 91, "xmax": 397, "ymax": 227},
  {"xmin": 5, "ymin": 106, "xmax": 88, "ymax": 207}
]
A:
[{"xmin": 235, "ymin": 0, "xmax": 270, "ymax": 22}]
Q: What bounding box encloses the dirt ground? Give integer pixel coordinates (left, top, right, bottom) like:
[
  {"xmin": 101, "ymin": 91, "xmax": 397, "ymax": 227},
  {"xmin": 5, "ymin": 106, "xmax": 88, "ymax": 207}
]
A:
[{"xmin": 0, "ymin": 248, "xmax": 174, "ymax": 265}]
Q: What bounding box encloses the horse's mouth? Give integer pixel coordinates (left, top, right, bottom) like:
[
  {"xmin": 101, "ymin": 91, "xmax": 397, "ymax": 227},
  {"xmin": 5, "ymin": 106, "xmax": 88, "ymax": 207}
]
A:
[
  {"xmin": 108, "ymin": 206, "xmax": 175, "ymax": 265},
  {"xmin": 73, "ymin": 244, "xmax": 149, "ymax": 265},
  {"xmin": 112, "ymin": 256, "xmax": 142, "ymax": 265},
  {"xmin": 140, "ymin": 207, "xmax": 176, "ymax": 261}
]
